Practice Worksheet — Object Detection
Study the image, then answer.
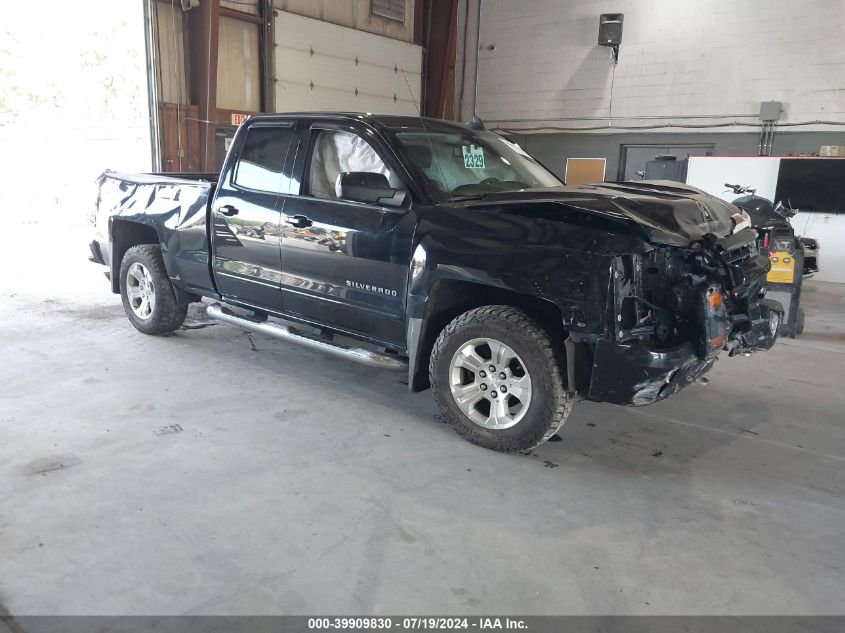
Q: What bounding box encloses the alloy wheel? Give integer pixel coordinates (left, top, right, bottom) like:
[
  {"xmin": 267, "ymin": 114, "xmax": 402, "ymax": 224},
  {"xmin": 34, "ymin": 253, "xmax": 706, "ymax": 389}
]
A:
[
  {"xmin": 448, "ymin": 337, "xmax": 532, "ymax": 429},
  {"xmin": 126, "ymin": 262, "xmax": 156, "ymax": 320}
]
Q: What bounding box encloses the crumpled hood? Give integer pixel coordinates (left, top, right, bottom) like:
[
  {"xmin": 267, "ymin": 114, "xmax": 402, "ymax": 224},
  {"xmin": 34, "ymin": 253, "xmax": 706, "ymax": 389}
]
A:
[{"xmin": 460, "ymin": 180, "xmax": 742, "ymax": 247}]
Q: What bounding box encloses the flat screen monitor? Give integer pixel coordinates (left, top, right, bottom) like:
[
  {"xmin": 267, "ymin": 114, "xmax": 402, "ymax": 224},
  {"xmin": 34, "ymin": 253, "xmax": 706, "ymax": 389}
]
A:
[{"xmin": 775, "ymin": 158, "xmax": 845, "ymax": 213}]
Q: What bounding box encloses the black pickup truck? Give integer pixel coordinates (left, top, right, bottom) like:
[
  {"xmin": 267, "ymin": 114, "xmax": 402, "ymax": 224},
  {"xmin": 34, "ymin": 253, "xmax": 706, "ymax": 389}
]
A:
[{"xmin": 90, "ymin": 113, "xmax": 782, "ymax": 452}]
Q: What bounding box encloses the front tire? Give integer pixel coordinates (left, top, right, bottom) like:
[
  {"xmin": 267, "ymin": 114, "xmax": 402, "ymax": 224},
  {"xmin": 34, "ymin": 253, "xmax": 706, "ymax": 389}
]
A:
[
  {"xmin": 119, "ymin": 244, "xmax": 188, "ymax": 335},
  {"xmin": 430, "ymin": 305, "xmax": 573, "ymax": 452}
]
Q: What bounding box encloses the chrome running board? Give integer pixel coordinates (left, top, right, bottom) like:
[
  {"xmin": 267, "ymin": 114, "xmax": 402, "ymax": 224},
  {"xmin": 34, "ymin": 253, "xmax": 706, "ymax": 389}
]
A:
[{"xmin": 206, "ymin": 303, "xmax": 407, "ymax": 371}]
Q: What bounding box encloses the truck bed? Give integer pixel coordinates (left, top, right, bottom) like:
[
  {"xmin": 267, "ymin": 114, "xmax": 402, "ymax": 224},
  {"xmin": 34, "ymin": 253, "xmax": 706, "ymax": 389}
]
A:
[
  {"xmin": 93, "ymin": 171, "xmax": 220, "ymax": 298},
  {"xmin": 95, "ymin": 171, "xmax": 218, "ymax": 223}
]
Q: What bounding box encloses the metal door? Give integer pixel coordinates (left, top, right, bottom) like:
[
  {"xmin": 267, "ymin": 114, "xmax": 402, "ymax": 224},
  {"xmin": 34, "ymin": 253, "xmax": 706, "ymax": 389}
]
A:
[
  {"xmin": 211, "ymin": 123, "xmax": 298, "ymax": 311},
  {"xmin": 277, "ymin": 124, "xmax": 415, "ymax": 346}
]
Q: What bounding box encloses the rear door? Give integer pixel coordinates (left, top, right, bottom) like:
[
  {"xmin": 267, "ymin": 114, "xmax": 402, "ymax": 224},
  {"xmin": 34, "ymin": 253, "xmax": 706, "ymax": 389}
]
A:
[
  {"xmin": 211, "ymin": 122, "xmax": 299, "ymax": 311},
  {"xmin": 277, "ymin": 121, "xmax": 416, "ymax": 346}
]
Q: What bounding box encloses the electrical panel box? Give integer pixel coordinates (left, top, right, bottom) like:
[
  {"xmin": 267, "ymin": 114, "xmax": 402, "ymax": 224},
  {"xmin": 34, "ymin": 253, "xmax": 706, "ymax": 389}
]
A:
[{"xmin": 759, "ymin": 101, "xmax": 782, "ymax": 122}]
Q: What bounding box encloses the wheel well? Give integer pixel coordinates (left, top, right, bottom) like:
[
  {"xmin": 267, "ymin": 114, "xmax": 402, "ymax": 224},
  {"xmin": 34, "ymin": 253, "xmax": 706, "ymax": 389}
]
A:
[
  {"xmin": 410, "ymin": 279, "xmax": 567, "ymax": 392},
  {"xmin": 110, "ymin": 220, "xmax": 160, "ymax": 293}
]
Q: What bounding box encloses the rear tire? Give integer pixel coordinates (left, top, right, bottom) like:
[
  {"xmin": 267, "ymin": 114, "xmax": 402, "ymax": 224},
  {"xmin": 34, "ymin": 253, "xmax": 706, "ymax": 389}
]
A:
[
  {"xmin": 119, "ymin": 244, "xmax": 188, "ymax": 335},
  {"xmin": 430, "ymin": 305, "xmax": 573, "ymax": 452}
]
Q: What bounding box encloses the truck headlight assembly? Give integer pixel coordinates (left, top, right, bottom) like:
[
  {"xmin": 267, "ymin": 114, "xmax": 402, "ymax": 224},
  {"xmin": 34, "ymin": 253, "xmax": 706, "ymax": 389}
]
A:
[
  {"xmin": 707, "ymin": 287, "xmax": 722, "ymax": 311},
  {"xmin": 699, "ymin": 285, "xmax": 729, "ymax": 358}
]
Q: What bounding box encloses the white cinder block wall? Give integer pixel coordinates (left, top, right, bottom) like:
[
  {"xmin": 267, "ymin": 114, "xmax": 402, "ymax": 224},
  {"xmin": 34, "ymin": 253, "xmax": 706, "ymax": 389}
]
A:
[{"xmin": 477, "ymin": 0, "xmax": 845, "ymax": 131}]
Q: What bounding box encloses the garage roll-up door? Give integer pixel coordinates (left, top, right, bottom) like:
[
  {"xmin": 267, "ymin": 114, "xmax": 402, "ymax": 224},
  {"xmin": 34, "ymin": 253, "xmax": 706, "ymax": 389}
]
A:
[{"xmin": 274, "ymin": 11, "xmax": 422, "ymax": 115}]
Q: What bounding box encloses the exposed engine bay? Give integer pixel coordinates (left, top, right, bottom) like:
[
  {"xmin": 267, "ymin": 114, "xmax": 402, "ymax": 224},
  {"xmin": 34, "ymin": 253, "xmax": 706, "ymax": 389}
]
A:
[{"xmin": 615, "ymin": 227, "xmax": 781, "ymax": 359}]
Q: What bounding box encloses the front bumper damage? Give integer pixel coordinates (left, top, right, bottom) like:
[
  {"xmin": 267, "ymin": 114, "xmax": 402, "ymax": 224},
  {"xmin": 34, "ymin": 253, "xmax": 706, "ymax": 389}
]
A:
[
  {"xmin": 587, "ymin": 297, "xmax": 781, "ymax": 407},
  {"xmin": 588, "ymin": 339, "xmax": 712, "ymax": 406},
  {"xmin": 586, "ymin": 228, "xmax": 783, "ymax": 407}
]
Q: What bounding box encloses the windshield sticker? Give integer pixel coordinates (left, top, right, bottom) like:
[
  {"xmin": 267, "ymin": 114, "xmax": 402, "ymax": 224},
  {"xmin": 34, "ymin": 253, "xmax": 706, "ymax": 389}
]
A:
[{"xmin": 462, "ymin": 145, "xmax": 486, "ymax": 169}]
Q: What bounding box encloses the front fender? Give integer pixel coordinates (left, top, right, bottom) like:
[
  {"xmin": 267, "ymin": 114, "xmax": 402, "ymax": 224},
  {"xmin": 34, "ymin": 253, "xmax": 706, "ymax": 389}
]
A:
[
  {"xmin": 407, "ymin": 236, "xmax": 615, "ymax": 334},
  {"xmin": 404, "ymin": 243, "xmax": 614, "ymax": 393}
]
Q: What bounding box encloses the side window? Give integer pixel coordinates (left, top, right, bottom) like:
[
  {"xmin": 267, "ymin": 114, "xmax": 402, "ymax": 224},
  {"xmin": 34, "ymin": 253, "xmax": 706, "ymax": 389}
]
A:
[
  {"xmin": 233, "ymin": 126, "xmax": 297, "ymax": 193},
  {"xmin": 307, "ymin": 129, "xmax": 400, "ymax": 200}
]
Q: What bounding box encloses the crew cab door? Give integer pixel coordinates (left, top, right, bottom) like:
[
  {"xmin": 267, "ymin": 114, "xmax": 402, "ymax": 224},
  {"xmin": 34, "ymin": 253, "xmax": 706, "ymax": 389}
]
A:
[
  {"xmin": 211, "ymin": 122, "xmax": 298, "ymax": 311},
  {"xmin": 278, "ymin": 122, "xmax": 416, "ymax": 347}
]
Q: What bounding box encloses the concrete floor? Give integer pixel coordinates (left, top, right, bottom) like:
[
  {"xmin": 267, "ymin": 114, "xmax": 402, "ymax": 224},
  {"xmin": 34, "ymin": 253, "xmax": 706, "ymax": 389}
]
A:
[{"xmin": 1, "ymin": 222, "xmax": 844, "ymax": 615}]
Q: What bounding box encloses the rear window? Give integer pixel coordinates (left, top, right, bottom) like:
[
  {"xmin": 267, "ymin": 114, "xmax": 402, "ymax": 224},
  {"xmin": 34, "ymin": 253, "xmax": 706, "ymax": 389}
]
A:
[{"xmin": 233, "ymin": 126, "xmax": 297, "ymax": 193}]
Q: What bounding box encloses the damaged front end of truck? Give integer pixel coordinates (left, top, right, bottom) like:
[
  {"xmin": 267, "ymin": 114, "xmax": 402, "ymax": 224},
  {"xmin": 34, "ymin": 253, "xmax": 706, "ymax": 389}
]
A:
[
  {"xmin": 587, "ymin": 226, "xmax": 782, "ymax": 405},
  {"xmin": 455, "ymin": 180, "xmax": 784, "ymax": 408}
]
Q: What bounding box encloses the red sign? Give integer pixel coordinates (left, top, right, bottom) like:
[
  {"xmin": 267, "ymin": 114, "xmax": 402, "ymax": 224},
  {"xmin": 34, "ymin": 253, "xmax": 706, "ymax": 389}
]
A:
[{"xmin": 231, "ymin": 113, "xmax": 249, "ymax": 126}]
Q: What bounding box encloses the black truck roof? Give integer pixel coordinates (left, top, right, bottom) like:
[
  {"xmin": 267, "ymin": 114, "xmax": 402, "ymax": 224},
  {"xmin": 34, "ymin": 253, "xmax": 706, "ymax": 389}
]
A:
[{"xmin": 247, "ymin": 112, "xmax": 479, "ymax": 132}]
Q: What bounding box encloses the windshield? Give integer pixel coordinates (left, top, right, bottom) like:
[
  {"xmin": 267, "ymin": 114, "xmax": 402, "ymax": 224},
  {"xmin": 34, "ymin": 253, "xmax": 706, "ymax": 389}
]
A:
[{"xmin": 393, "ymin": 130, "xmax": 561, "ymax": 200}]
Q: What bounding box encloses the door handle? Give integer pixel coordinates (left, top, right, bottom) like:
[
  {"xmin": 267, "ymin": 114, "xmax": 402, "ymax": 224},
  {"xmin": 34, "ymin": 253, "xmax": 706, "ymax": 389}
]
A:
[
  {"xmin": 285, "ymin": 214, "xmax": 312, "ymax": 228},
  {"xmin": 218, "ymin": 204, "xmax": 239, "ymax": 217}
]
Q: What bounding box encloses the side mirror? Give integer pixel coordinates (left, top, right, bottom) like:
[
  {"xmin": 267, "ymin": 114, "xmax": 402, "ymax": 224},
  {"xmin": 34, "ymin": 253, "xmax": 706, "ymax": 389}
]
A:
[{"xmin": 336, "ymin": 172, "xmax": 406, "ymax": 207}]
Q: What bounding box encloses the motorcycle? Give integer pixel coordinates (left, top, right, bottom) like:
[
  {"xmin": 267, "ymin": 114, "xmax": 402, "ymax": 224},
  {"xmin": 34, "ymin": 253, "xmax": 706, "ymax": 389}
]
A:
[
  {"xmin": 724, "ymin": 184, "xmax": 819, "ymax": 277},
  {"xmin": 725, "ymin": 183, "xmax": 818, "ymax": 337}
]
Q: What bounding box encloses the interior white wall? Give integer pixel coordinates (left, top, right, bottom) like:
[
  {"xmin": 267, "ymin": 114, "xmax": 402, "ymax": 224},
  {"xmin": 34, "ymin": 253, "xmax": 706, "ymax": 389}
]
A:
[
  {"xmin": 477, "ymin": 0, "xmax": 845, "ymax": 133},
  {"xmin": 687, "ymin": 157, "xmax": 782, "ymax": 200},
  {"xmin": 792, "ymin": 212, "xmax": 845, "ymax": 284}
]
